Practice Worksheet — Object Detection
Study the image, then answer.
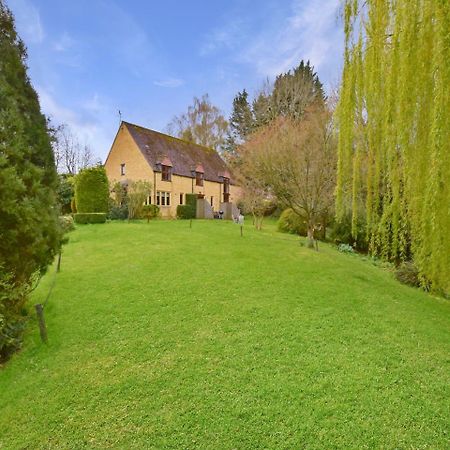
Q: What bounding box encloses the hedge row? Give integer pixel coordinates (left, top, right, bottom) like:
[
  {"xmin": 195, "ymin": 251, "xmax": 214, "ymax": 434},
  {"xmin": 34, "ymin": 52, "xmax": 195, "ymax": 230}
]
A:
[
  {"xmin": 177, "ymin": 193, "xmax": 197, "ymax": 219},
  {"xmin": 74, "ymin": 166, "xmax": 109, "ymax": 213},
  {"xmin": 74, "ymin": 213, "xmax": 107, "ymax": 224}
]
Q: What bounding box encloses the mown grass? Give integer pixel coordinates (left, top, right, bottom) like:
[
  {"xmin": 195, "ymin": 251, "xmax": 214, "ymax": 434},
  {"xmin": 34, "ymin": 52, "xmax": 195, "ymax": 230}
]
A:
[{"xmin": 1, "ymin": 220, "xmax": 449, "ymax": 449}]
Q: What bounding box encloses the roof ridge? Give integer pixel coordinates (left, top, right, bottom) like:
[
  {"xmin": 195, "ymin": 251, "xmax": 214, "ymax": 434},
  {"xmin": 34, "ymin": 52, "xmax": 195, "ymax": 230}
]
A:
[{"xmin": 122, "ymin": 121, "xmax": 215, "ymax": 154}]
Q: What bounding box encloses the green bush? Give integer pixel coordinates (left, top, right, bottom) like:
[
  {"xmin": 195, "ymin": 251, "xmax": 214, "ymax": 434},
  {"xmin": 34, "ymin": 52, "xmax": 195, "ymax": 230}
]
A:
[
  {"xmin": 59, "ymin": 215, "xmax": 75, "ymax": 233},
  {"xmin": 108, "ymin": 204, "xmax": 128, "ymax": 220},
  {"xmin": 0, "ymin": 270, "xmax": 31, "ymax": 362},
  {"xmin": 74, "ymin": 213, "xmax": 107, "ymax": 224},
  {"xmin": 338, "ymin": 243, "xmax": 354, "ymax": 254},
  {"xmin": 57, "ymin": 175, "xmax": 74, "ymax": 214},
  {"xmin": 395, "ymin": 262, "xmax": 421, "ymax": 288},
  {"xmin": 0, "ymin": 3, "xmax": 61, "ymax": 361},
  {"xmin": 329, "ymin": 214, "xmax": 368, "ymax": 252},
  {"xmin": 74, "ymin": 166, "xmax": 109, "ymax": 213},
  {"xmin": 177, "ymin": 194, "xmax": 197, "ymax": 219},
  {"xmin": 277, "ymin": 208, "xmax": 307, "ymax": 236},
  {"xmin": 141, "ymin": 204, "xmax": 160, "ymax": 220}
]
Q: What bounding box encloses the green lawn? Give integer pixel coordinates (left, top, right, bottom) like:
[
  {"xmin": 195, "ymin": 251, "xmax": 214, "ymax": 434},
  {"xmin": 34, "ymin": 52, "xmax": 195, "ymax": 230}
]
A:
[{"xmin": 1, "ymin": 220, "xmax": 449, "ymax": 449}]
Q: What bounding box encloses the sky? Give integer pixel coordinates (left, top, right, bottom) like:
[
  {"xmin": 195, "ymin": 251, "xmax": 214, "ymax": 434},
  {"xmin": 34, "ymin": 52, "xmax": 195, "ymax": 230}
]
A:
[{"xmin": 8, "ymin": 0, "xmax": 344, "ymax": 162}]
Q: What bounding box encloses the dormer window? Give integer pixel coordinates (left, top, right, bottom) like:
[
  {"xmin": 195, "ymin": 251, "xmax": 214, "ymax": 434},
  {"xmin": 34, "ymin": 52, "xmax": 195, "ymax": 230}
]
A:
[
  {"xmin": 161, "ymin": 165, "xmax": 172, "ymax": 181},
  {"xmin": 196, "ymin": 171, "xmax": 204, "ymax": 187},
  {"xmin": 120, "ymin": 163, "xmax": 125, "ymax": 176},
  {"xmin": 223, "ymin": 177, "xmax": 230, "ymax": 203}
]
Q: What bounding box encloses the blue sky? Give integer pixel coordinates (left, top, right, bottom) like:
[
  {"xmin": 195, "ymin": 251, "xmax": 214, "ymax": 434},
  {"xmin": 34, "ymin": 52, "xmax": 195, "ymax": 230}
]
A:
[{"xmin": 8, "ymin": 0, "xmax": 344, "ymax": 161}]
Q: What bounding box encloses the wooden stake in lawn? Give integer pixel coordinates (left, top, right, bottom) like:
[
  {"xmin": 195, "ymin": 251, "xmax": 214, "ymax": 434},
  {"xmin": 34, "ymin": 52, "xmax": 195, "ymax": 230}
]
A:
[
  {"xmin": 35, "ymin": 304, "xmax": 48, "ymax": 344},
  {"xmin": 57, "ymin": 251, "xmax": 62, "ymax": 272}
]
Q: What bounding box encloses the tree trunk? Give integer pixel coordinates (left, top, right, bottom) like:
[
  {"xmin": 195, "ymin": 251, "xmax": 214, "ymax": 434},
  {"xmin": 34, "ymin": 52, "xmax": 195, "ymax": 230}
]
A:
[{"xmin": 306, "ymin": 226, "xmax": 315, "ymax": 249}]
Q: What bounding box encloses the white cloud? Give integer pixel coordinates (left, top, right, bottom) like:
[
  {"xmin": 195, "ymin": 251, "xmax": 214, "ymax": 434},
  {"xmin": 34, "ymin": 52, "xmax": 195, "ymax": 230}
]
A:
[
  {"xmin": 200, "ymin": 0, "xmax": 343, "ymax": 89},
  {"xmin": 52, "ymin": 32, "xmax": 75, "ymax": 52},
  {"xmin": 200, "ymin": 18, "xmax": 246, "ymax": 56},
  {"xmin": 8, "ymin": 0, "xmax": 44, "ymax": 44},
  {"xmin": 242, "ymin": 0, "xmax": 342, "ymax": 78},
  {"xmin": 37, "ymin": 87, "xmax": 113, "ymax": 162},
  {"xmin": 153, "ymin": 78, "xmax": 185, "ymax": 88}
]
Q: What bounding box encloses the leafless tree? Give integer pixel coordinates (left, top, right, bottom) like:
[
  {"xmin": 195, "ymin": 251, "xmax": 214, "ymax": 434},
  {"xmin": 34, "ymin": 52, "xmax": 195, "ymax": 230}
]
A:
[
  {"xmin": 238, "ymin": 106, "xmax": 336, "ymax": 248},
  {"xmin": 166, "ymin": 94, "xmax": 228, "ymax": 150},
  {"xmin": 52, "ymin": 123, "xmax": 98, "ymax": 174}
]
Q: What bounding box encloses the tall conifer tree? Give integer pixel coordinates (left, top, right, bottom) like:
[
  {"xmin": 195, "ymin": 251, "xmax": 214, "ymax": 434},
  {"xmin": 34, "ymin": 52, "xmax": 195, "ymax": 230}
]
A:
[{"xmin": 0, "ymin": 0, "xmax": 60, "ymax": 358}]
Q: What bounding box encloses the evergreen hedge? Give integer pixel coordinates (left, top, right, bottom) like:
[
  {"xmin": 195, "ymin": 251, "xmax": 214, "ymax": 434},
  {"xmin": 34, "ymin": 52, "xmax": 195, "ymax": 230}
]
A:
[
  {"xmin": 177, "ymin": 193, "xmax": 197, "ymax": 219},
  {"xmin": 0, "ymin": 2, "xmax": 61, "ymax": 361},
  {"xmin": 74, "ymin": 213, "xmax": 107, "ymax": 224},
  {"xmin": 74, "ymin": 166, "xmax": 109, "ymax": 213}
]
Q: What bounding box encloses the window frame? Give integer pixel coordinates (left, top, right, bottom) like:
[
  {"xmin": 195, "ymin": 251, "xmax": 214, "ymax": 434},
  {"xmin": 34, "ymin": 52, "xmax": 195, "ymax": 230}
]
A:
[
  {"xmin": 161, "ymin": 165, "xmax": 172, "ymax": 182},
  {"xmin": 196, "ymin": 171, "xmax": 204, "ymax": 187},
  {"xmin": 156, "ymin": 191, "xmax": 170, "ymax": 207}
]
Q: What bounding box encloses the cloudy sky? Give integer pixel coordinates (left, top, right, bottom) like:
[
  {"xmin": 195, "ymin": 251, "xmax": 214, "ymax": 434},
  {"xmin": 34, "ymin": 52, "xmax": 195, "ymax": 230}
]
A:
[{"xmin": 8, "ymin": 0, "xmax": 344, "ymax": 162}]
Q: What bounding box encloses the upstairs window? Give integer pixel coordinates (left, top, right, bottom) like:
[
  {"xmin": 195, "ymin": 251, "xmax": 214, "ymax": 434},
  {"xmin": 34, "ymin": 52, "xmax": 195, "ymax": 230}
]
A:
[
  {"xmin": 223, "ymin": 177, "xmax": 230, "ymax": 194},
  {"xmin": 161, "ymin": 165, "xmax": 171, "ymax": 182},
  {"xmin": 120, "ymin": 163, "xmax": 126, "ymax": 176},
  {"xmin": 196, "ymin": 171, "xmax": 204, "ymax": 187},
  {"xmin": 179, "ymin": 193, "xmax": 183, "ymax": 205},
  {"xmin": 223, "ymin": 177, "xmax": 230, "ymax": 203}
]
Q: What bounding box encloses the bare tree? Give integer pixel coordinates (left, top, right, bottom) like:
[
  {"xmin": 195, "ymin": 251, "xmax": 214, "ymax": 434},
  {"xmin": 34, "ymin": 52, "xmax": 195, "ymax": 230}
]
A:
[
  {"xmin": 52, "ymin": 123, "xmax": 98, "ymax": 174},
  {"xmin": 239, "ymin": 180, "xmax": 272, "ymax": 230},
  {"xmin": 166, "ymin": 94, "xmax": 228, "ymax": 150},
  {"xmin": 127, "ymin": 180, "xmax": 152, "ymax": 220},
  {"xmin": 239, "ymin": 107, "xmax": 336, "ymax": 248}
]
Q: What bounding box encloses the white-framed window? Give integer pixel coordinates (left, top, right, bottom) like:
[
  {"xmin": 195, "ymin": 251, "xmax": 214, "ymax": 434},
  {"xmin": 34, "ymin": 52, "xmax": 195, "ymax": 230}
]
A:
[
  {"xmin": 144, "ymin": 195, "xmax": 152, "ymax": 205},
  {"xmin": 156, "ymin": 191, "xmax": 170, "ymax": 206}
]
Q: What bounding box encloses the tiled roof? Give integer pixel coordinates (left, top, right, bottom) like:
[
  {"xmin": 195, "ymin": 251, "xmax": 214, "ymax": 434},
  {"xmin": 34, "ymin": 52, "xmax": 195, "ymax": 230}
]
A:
[{"xmin": 123, "ymin": 121, "xmax": 233, "ymax": 184}]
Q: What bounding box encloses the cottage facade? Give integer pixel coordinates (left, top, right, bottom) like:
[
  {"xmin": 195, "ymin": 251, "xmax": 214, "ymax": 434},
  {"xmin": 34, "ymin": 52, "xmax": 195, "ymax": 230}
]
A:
[{"xmin": 105, "ymin": 121, "xmax": 240, "ymax": 218}]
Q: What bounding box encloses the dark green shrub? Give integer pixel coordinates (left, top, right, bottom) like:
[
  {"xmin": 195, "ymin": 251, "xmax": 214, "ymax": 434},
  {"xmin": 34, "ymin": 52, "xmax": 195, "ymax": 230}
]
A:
[
  {"xmin": 330, "ymin": 214, "xmax": 368, "ymax": 252},
  {"xmin": 108, "ymin": 204, "xmax": 128, "ymax": 220},
  {"xmin": 395, "ymin": 262, "xmax": 421, "ymax": 288},
  {"xmin": 177, "ymin": 194, "xmax": 197, "ymax": 219},
  {"xmin": 0, "ymin": 269, "xmax": 34, "ymax": 362},
  {"xmin": 0, "ymin": 3, "xmax": 61, "ymax": 361},
  {"xmin": 277, "ymin": 208, "xmax": 307, "ymax": 236},
  {"xmin": 74, "ymin": 166, "xmax": 109, "ymax": 213},
  {"xmin": 57, "ymin": 175, "xmax": 74, "ymax": 214},
  {"xmin": 74, "ymin": 213, "xmax": 107, "ymax": 224},
  {"xmin": 142, "ymin": 204, "xmax": 160, "ymax": 220}
]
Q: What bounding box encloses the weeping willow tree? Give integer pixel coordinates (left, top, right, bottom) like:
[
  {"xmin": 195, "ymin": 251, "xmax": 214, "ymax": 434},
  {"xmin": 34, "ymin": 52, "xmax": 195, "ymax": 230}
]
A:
[{"xmin": 336, "ymin": 0, "xmax": 449, "ymax": 294}]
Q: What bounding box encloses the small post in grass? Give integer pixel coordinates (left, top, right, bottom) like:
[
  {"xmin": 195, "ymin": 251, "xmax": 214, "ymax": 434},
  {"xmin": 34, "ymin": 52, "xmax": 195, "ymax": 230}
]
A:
[
  {"xmin": 35, "ymin": 303, "xmax": 48, "ymax": 344},
  {"xmin": 57, "ymin": 251, "xmax": 62, "ymax": 272}
]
